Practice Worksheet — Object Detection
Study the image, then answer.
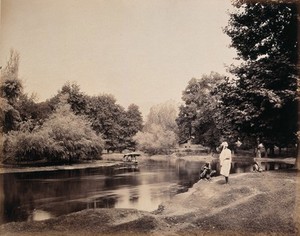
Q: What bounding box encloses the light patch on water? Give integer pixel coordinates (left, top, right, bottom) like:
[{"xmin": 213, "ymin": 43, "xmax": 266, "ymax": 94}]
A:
[{"xmin": 30, "ymin": 210, "xmax": 53, "ymax": 221}]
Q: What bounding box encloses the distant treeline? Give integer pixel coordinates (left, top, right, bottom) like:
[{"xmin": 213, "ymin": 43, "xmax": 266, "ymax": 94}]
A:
[{"xmin": 0, "ymin": 51, "xmax": 143, "ymax": 164}]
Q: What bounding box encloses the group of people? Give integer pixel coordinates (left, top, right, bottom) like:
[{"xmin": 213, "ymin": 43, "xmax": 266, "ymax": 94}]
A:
[
  {"xmin": 200, "ymin": 140, "xmax": 264, "ymax": 184},
  {"xmin": 199, "ymin": 141, "xmax": 232, "ymax": 184}
]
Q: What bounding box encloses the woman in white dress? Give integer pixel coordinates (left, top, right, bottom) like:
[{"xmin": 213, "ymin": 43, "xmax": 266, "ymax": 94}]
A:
[{"xmin": 219, "ymin": 141, "xmax": 232, "ymax": 184}]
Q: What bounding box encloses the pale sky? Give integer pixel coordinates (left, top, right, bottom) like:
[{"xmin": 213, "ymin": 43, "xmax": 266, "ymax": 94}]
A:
[{"xmin": 0, "ymin": 0, "xmax": 237, "ymax": 117}]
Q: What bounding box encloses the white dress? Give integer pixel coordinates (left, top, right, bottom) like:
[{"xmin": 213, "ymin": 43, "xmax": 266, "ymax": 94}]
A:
[{"xmin": 219, "ymin": 148, "xmax": 232, "ymax": 177}]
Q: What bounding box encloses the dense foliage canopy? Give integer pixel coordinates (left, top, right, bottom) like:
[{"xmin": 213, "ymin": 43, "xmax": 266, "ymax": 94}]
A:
[
  {"xmin": 176, "ymin": 73, "xmax": 227, "ymax": 150},
  {"xmin": 85, "ymin": 95, "xmax": 143, "ymax": 152},
  {"xmin": 0, "ymin": 50, "xmax": 23, "ymax": 133},
  {"xmin": 1, "ymin": 52, "xmax": 143, "ymax": 163},
  {"xmin": 4, "ymin": 103, "xmax": 104, "ymax": 163},
  {"xmin": 221, "ymin": 0, "xmax": 298, "ymax": 149}
]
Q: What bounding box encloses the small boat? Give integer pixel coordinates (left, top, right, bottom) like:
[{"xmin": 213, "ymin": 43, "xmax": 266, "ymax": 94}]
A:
[{"xmin": 122, "ymin": 152, "xmax": 141, "ymax": 163}]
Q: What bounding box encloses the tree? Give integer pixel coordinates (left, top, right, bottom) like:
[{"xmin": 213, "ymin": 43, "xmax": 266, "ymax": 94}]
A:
[
  {"xmin": 120, "ymin": 104, "xmax": 143, "ymax": 150},
  {"xmin": 0, "ymin": 50, "xmax": 22, "ymax": 104},
  {"xmin": 50, "ymin": 87, "xmax": 143, "ymax": 153},
  {"xmin": 48, "ymin": 82, "xmax": 87, "ymax": 115},
  {"xmin": 85, "ymin": 94, "xmax": 126, "ymax": 152},
  {"xmin": 145, "ymin": 100, "xmax": 178, "ymax": 133},
  {"xmin": 176, "ymin": 72, "xmax": 227, "ymax": 150},
  {"xmin": 0, "ymin": 50, "xmax": 23, "ymax": 133},
  {"xmin": 126, "ymin": 104, "xmax": 143, "ymax": 135},
  {"xmin": 134, "ymin": 101, "xmax": 178, "ymax": 154},
  {"xmin": 134, "ymin": 124, "xmax": 177, "ymax": 155},
  {"xmin": 14, "ymin": 94, "xmax": 52, "ymax": 132},
  {"xmin": 223, "ymin": 1, "xmax": 298, "ymax": 154}
]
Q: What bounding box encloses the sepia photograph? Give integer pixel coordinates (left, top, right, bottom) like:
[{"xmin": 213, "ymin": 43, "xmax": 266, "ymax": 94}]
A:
[{"xmin": 0, "ymin": 0, "xmax": 299, "ymax": 235}]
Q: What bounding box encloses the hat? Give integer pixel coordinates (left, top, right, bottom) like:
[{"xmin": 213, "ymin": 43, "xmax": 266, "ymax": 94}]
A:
[{"xmin": 221, "ymin": 141, "xmax": 228, "ymax": 148}]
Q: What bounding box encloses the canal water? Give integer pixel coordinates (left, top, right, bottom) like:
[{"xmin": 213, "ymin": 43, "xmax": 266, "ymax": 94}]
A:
[{"xmin": 0, "ymin": 158, "xmax": 294, "ymax": 224}]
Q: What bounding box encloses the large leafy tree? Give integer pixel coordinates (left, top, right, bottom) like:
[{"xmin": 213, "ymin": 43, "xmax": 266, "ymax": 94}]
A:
[
  {"xmin": 120, "ymin": 104, "xmax": 143, "ymax": 150},
  {"xmin": 15, "ymin": 94, "xmax": 52, "ymax": 132},
  {"xmin": 0, "ymin": 50, "xmax": 22, "ymax": 104},
  {"xmin": 145, "ymin": 100, "xmax": 178, "ymax": 133},
  {"xmin": 176, "ymin": 72, "xmax": 227, "ymax": 150},
  {"xmin": 0, "ymin": 50, "xmax": 23, "ymax": 133},
  {"xmin": 85, "ymin": 94, "xmax": 127, "ymax": 152},
  {"xmin": 222, "ymin": 1, "xmax": 298, "ymax": 152},
  {"xmin": 48, "ymin": 82, "xmax": 87, "ymax": 115},
  {"xmin": 134, "ymin": 101, "xmax": 178, "ymax": 154}
]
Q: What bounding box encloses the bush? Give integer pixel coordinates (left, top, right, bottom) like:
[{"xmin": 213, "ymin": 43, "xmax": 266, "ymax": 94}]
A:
[
  {"xmin": 3, "ymin": 104, "xmax": 104, "ymax": 164},
  {"xmin": 12, "ymin": 131, "xmax": 47, "ymax": 162},
  {"xmin": 42, "ymin": 104, "xmax": 104, "ymax": 162}
]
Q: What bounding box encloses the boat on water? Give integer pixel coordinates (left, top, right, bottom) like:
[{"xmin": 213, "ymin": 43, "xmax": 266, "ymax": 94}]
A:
[
  {"xmin": 111, "ymin": 152, "xmax": 140, "ymax": 173},
  {"xmin": 122, "ymin": 152, "xmax": 141, "ymax": 163},
  {"xmin": 113, "ymin": 153, "xmax": 140, "ymax": 173}
]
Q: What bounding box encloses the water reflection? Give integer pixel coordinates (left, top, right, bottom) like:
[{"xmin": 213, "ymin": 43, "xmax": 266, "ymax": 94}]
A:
[
  {"xmin": 0, "ymin": 158, "xmax": 293, "ymax": 224},
  {"xmin": 0, "ymin": 161, "xmax": 200, "ymax": 224},
  {"xmin": 29, "ymin": 210, "xmax": 53, "ymax": 221}
]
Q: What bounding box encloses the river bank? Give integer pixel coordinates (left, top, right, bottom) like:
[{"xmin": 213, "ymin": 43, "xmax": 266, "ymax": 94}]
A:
[
  {"xmin": 0, "ymin": 153, "xmax": 213, "ymax": 174},
  {"xmin": 1, "ymin": 169, "xmax": 299, "ymax": 236},
  {"xmin": 0, "ymin": 151, "xmax": 295, "ymax": 174}
]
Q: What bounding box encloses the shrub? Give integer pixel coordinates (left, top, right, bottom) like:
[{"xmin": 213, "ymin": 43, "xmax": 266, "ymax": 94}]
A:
[
  {"xmin": 2, "ymin": 103, "xmax": 104, "ymax": 164},
  {"xmin": 40, "ymin": 104, "xmax": 104, "ymax": 163}
]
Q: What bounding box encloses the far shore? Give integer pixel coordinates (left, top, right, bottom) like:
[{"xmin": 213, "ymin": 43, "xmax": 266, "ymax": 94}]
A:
[{"xmin": 0, "ymin": 152, "xmax": 296, "ymax": 174}]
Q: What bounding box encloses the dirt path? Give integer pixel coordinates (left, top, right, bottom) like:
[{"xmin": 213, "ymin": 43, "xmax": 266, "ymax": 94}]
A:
[{"xmin": 1, "ymin": 170, "xmax": 299, "ymax": 236}]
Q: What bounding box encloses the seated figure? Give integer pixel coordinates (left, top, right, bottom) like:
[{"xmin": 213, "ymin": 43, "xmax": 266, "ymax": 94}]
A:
[
  {"xmin": 199, "ymin": 163, "xmax": 216, "ymax": 180},
  {"xmin": 253, "ymin": 161, "xmax": 263, "ymax": 172}
]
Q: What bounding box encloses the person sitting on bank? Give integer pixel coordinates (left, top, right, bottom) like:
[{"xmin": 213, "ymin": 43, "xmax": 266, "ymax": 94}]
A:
[
  {"xmin": 253, "ymin": 161, "xmax": 263, "ymax": 172},
  {"xmin": 199, "ymin": 162, "xmax": 216, "ymax": 181}
]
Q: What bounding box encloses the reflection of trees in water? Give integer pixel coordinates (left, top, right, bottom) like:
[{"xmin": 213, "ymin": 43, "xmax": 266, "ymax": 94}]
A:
[
  {"xmin": 0, "ymin": 168, "xmax": 111, "ymax": 224},
  {"xmin": 259, "ymin": 162, "xmax": 294, "ymax": 171},
  {"xmin": 129, "ymin": 188, "xmax": 139, "ymax": 203},
  {"xmin": 232, "ymin": 162, "xmax": 253, "ymax": 174},
  {"xmin": 1, "ymin": 173, "xmax": 31, "ymax": 223},
  {"xmin": 87, "ymin": 195, "xmax": 117, "ymax": 209},
  {"xmin": 175, "ymin": 160, "xmax": 203, "ymax": 188},
  {"xmin": 104, "ymin": 173, "xmax": 140, "ymax": 188},
  {"xmin": 4, "ymin": 159, "xmax": 293, "ymax": 224}
]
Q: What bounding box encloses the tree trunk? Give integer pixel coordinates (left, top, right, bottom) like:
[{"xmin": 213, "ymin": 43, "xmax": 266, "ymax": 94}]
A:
[
  {"xmin": 296, "ymin": 63, "xmax": 300, "ymax": 170},
  {"xmin": 297, "ymin": 141, "xmax": 300, "ymax": 169},
  {"xmin": 296, "ymin": 4, "xmax": 300, "ymax": 170}
]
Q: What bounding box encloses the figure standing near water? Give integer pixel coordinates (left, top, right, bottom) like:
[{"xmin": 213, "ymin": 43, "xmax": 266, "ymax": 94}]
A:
[
  {"xmin": 257, "ymin": 142, "xmax": 265, "ymax": 158},
  {"xmin": 219, "ymin": 141, "xmax": 232, "ymax": 184}
]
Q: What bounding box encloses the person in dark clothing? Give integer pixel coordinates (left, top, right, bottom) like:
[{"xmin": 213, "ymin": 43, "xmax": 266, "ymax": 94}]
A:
[
  {"xmin": 199, "ymin": 162, "xmax": 216, "ymax": 180},
  {"xmin": 253, "ymin": 161, "xmax": 263, "ymax": 172}
]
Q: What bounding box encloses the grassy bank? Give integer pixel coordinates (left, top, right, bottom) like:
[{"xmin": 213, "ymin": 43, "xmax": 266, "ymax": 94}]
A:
[{"xmin": 1, "ymin": 170, "xmax": 299, "ymax": 236}]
